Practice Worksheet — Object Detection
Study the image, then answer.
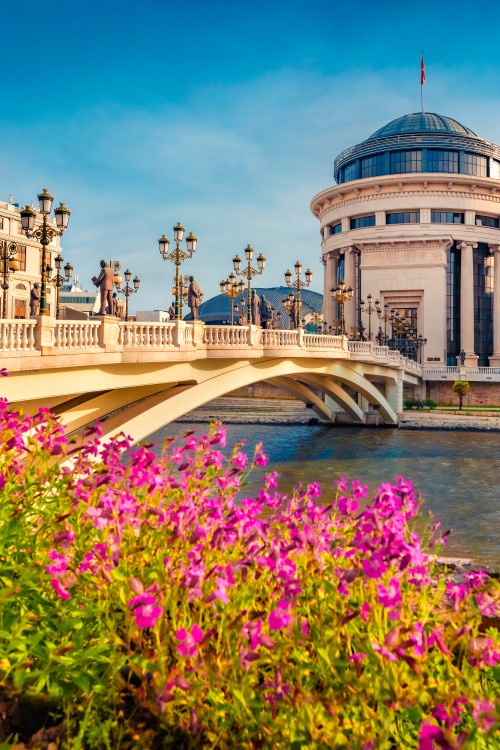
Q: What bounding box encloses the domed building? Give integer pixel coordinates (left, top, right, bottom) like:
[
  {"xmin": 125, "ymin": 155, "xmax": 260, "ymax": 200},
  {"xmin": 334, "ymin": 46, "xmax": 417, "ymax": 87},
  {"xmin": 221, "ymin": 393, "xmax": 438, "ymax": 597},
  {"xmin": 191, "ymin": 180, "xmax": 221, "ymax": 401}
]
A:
[{"xmin": 311, "ymin": 112, "xmax": 500, "ymax": 366}]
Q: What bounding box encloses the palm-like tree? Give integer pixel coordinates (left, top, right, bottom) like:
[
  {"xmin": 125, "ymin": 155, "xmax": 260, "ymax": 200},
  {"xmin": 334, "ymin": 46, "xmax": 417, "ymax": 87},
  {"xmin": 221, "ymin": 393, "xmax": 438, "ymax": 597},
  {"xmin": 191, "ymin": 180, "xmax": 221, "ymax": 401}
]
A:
[{"xmin": 452, "ymin": 380, "xmax": 470, "ymax": 411}]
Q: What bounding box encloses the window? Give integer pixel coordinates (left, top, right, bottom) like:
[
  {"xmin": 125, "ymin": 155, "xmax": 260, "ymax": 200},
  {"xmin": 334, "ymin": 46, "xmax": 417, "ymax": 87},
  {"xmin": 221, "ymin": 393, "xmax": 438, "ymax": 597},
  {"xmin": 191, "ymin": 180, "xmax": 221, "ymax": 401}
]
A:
[
  {"xmin": 475, "ymin": 215, "xmax": 500, "ymax": 229},
  {"xmin": 361, "ymin": 153, "xmax": 385, "ymax": 178},
  {"xmin": 431, "ymin": 211, "xmax": 464, "ymax": 224},
  {"xmin": 0, "ymin": 218, "xmax": 3, "ymax": 230},
  {"xmin": 463, "ymin": 153, "xmax": 487, "ymax": 177},
  {"xmin": 491, "ymin": 160, "xmax": 500, "ymax": 179},
  {"xmin": 350, "ymin": 214, "xmax": 375, "ymax": 230},
  {"xmin": 14, "ymin": 299, "xmax": 26, "ymax": 319},
  {"xmin": 17, "ymin": 244, "xmax": 27, "ymax": 271},
  {"xmin": 390, "ymin": 150, "xmax": 422, "ymax": 174},
  {"xmin": 427, "ymin": 149, "xmax": 459, "ymax": 173},
  {"xmin": 386, "ymin": 211, "xmax": 420, "ymax": 224},
  {"xmin": 329, "ymin": 223, "xmax": 342, "ymax": 235},
  {"xmin": 342, "ymin": 161, "xmax": 359, "ymax": 182}
]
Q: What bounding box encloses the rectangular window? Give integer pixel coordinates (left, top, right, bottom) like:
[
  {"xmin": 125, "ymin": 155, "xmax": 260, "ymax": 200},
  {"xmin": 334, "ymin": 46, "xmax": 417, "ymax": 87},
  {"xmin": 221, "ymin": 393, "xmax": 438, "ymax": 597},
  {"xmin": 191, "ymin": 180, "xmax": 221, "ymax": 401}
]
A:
[
  {"xmin": 329, "ymin": 223, "xmax": 342, "ymax": 235},
  {"xmin": 431, "ymin": 211, "xmax": 464, "ymax": 224},
  {"xmin": 361, "ymin": 153, "xmax": 385, "ymax": 178},
  {"xmin": 14, "ymin": 298, "xmax": 27, "ymax": 319},
  {"xmin": 17, "ymin": 244, "xmax": 27, "ymax": 271},
  {"xmin": 475, "ymin": 214, "xmax": 499, "ymax": 229},
  {"xmin": 463, "ymin": 153, "xmax": 487, "ymax": 177},
  {"xmin": 350, "ymin": 215, "xmax": 376, "ymax": 230},
  {"xmin": 386, "ymin": 211, "xmax": 420, "ymax": 224},
  {"xmin": 390, "ymin": 150, "xmax": 422, "ymax": 174},
  {"xmin": 342, "ymin": 162, "xmax": 359, "ymax": 182},
  {"xmin": 490, "ymin": 160, "xmax": 500, "ymax": 179},
  {"xmin": 0, "ymin": 218, "xmax": 3, "ymax": 230},
  {"xmin": 427, "ymin": 149, "xmax": 459, "ymax": 173}
]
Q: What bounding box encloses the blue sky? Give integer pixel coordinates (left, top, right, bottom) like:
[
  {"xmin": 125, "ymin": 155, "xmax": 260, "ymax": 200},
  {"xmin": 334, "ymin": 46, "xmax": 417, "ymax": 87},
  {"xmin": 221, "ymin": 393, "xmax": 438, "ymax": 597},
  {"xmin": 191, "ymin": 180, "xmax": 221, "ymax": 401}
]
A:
[{"xmin": 2, "ymin": 0, "xmax": 500, "ymax": 311}]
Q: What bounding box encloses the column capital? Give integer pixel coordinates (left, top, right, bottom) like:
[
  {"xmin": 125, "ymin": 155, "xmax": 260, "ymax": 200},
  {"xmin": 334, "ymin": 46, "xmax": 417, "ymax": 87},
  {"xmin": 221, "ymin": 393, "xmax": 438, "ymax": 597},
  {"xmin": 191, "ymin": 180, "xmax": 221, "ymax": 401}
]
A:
[
  {"xmin": 489, "ymin": 244, "xmax": 500, "ymax": 254},
  {"xmin": 456, "ymin": 241, "xmax": 478, "ymax": 250}
]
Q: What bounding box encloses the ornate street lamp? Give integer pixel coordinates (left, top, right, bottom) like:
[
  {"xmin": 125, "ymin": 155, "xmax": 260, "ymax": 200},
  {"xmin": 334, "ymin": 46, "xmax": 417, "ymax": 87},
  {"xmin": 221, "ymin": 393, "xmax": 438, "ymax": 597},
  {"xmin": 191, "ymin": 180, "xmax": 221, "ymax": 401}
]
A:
[
  {"xmin": 284, "ymin": 260, "xmax": 312, "ymax": 330},
  {"xmin": 220, "ymin": 273, "xmax": 245, "ymax": 325},
  {"xmin": 330, "ymin": 281, "xmax": 354, "ymax": 336},
  {"xmin": 360, "ymin": 293, "xmax": 380, "ymax": 341},
  {"xmin": 158, "ymin": 222, "xmax": 198, "ymax": 320},
  {"xmin": 376, "ymin": 302, "xmax": 390, "ymax": 345},
  {"xmin": 48, "ymin": 254, "xmax": 73, "ymax": 319},
  {"xmin": 20, "ymin": 189, "xmax": 71, "ymax": 316},
  {"xmin": 281, "ymin": 291, "xmax": 295, "ymax": 329},
  {"xmin": 232, "ymin": 244, "xmax": 266, "ymax": 324},
  {"xmin": 0, "ymin": 241, "xmax": 20, "ymax": 318},
  {"xmin": 115, "ymin": 268, "xmax": 140, "ymax": 321},
  {"xmin": 416, "ymin": 334, "xmax": 428, "ymax": 364}
]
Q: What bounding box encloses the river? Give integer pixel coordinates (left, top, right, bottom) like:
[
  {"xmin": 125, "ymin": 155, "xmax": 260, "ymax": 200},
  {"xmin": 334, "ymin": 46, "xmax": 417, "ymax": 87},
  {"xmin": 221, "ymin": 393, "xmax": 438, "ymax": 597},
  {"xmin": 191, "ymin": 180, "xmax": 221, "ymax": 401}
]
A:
[{"xmin": 148, "ymin": 423, "xmax": 500, "ymax": 568}]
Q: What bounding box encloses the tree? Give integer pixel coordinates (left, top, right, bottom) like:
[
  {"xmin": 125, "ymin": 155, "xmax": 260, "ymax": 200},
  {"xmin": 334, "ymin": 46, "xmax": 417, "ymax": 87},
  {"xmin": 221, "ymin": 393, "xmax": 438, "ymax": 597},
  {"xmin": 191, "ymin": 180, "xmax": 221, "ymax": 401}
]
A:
[{"xmin": 452, "ymin": 380, "xmax": 470, "ymax": 411}]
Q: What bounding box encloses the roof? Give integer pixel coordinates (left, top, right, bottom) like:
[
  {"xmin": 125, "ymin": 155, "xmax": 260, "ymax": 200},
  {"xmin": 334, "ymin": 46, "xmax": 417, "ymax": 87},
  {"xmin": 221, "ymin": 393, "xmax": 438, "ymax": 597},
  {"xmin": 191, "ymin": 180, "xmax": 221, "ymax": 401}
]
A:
[{"xmin": 366, "ymin": 113, "xmax": 477, "ymax": 141}]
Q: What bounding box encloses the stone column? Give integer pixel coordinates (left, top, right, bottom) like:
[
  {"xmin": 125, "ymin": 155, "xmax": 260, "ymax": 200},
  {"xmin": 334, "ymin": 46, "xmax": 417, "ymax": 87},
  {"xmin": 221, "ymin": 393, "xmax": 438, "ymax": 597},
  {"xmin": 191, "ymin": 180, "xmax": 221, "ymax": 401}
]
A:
[
  {"xmin": 458, "ymin": 241, "xmax": 478, "ymax": 366},
  {"xmin": 323, "ymin": 253, "xmax": 337, "ymax": 330},
  {"xmin": 344, "ymin": 247, "xmax": 357, "ymax": 335},
  {"xmin": 488, "ymin": 244, "xmax": 500, "ymax": 366}
]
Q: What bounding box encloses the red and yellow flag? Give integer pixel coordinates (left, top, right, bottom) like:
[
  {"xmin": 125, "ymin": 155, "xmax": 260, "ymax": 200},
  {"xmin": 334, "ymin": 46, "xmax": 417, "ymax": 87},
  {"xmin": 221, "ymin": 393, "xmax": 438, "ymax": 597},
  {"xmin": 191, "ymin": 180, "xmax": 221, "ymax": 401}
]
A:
[{"xmin": 421, "ymin": 54, "xmax": 426, "ymax": 85}]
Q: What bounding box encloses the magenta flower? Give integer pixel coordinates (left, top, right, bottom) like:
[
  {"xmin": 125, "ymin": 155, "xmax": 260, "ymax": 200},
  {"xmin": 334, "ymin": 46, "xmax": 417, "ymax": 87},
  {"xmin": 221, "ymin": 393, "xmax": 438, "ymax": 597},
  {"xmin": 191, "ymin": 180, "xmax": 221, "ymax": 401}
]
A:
[
  {"xmin": 265, "ymin": 472, "xmax": 278, "ymax": 489},
  {"xmin": 473, "ymin": 699, "xmax": 497, "ymax": 733},
  {"xmin": 176, "ymin": 623, "xmax": 204, "ymax": 658},
  {"xmin": 253, "ymin": 446, "xmax": 268, "ymax": 466},
  {"xmin": 360, "ymin": 603, "xmax": 371, "ymax": 622},
  {"xmin": 232, "ymin": 451, "xmax": 248, "ymax": 470},
  {"xmin": 361, "ymin": 556, "xmax": 388, "ymax": 579},
  {"xmin": 268, "ymin": 600, "xmax": 291, "ymax": 630},
  {"xmin": 45, "ymin": 549, "xmax": 68, "ymax": 577},
  {"xmin": 0, "ymin": 368, "xmax": 7, "ymax": 377},
  {"xmin": 50, "ymin": 578, "xmax": 72, "ymax": 600},
  {"xmin": 378, "ymin": 578, "xmax": 401, "ymax": 609},
  {"xmin": 337, "ymin": 495, "xmax": 359, "ymax": 515},
  {"xmin": 133, "ymin": 602, "xmax": 163, "ymax": 629}
]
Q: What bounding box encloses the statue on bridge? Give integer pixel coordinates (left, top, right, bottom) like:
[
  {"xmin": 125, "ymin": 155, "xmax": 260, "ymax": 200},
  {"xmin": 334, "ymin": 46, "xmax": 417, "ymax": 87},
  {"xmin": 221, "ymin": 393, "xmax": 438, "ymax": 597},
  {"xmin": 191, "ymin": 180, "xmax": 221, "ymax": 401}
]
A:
[
  {"xmin": 188, "ymin": 277, "xmax": 202, "ymax": 320},
  {"xmin": 260, "ymin": 295, "xmax": 273, "ymax": 329},
  {"xmin": 289, "ymin": 296, "xmax": 299, "ymax": 329},
  {"xmin": 30, "ymin": 283, "xmax": 40, "ymax": 316},
  {"xmin": 92, "ymin": 260, "xmax": 114, "ymax": 315},
  {"xmin": 251, "ymin": 290, "xmax": 260, "ymax": 326}
]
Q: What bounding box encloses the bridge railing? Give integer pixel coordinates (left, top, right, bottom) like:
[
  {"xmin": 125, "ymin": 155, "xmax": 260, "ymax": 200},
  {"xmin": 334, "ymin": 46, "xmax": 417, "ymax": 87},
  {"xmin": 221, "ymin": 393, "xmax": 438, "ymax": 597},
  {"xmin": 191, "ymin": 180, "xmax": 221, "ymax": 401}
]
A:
[
  {"xmin": 54, "ymin": 321, "xmax": 101, "ymax": 349},
  {"xmin": 0, "ymin": 320, "xmax": 37, "ymax": 351},
  {"xmin": 119, "ymin": 322, "xmax": 175, "ymax": 348},
  {"xmin": 204, "ymin": 326, "xmax": 250, "ymax": 347}
]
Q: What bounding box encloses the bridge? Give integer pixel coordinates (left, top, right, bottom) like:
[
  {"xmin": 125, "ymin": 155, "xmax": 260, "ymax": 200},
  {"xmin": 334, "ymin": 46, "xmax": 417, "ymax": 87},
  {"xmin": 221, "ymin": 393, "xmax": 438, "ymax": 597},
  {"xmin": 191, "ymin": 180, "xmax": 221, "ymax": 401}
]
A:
[{"xmin": 1, "ymin": 317, "xmax": 423, "ymax": 446}]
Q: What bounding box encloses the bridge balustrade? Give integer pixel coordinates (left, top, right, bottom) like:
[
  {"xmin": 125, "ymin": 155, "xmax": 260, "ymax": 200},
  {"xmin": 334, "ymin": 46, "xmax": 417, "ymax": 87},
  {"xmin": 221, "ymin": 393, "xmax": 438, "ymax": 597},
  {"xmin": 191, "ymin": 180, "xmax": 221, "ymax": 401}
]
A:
[
  {"xmin": 260, "ymin": 329, "xmax": 299, "ymax": 348},
  {"xmin": 0, "ymin": 320, "xmax": 37, "ymax": 351},
  {"xmin": 54, "ymin": 321, "xmax": 101, "ymax": 349},
  {"xmin": 119, "ymin": 322, "xmax": 175, "ymax": 348},
  {"xmin": 203, "ymin": 326, "xmax": 250, "ymax": 347}
]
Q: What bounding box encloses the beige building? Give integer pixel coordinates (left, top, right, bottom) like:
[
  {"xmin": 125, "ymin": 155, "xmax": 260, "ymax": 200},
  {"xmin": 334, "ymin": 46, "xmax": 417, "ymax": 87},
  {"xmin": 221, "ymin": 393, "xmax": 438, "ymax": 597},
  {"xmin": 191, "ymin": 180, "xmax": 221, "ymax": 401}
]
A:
[
  {"xmin": 311, "ymin": 112, "xmax": 500, "ymax": 367},
  {"xmin": 0, "ymin": 196, "xmax": 63, "ymax": 318}
]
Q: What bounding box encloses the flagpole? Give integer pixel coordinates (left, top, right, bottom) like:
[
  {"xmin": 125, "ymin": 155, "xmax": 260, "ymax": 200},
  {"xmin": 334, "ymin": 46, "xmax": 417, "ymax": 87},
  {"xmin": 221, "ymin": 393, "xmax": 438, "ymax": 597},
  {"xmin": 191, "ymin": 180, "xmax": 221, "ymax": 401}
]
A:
[{"xmin": 420, "ymin": 51, "xmax": 425, "ymax": 114}]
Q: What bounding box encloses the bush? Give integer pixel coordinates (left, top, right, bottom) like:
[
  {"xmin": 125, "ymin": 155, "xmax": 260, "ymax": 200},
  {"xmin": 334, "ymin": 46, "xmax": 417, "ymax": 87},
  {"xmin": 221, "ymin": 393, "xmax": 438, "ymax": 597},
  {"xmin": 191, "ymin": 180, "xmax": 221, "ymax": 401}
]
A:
[
  {"xmin": 404, "ymin": 397, "xmax": 438, "ymax": 410},
  {"xmin": 0, "ymin": 400, "xmax": 498, "ymax": 748}
]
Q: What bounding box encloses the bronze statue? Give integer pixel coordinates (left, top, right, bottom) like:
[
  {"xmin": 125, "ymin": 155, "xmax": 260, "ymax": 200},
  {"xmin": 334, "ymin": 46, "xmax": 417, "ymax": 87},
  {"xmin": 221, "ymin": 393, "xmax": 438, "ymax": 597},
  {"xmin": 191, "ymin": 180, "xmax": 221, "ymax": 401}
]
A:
[
  {"xmin": 30, "ymin": 283, "xmax": 40, "ymax": 316},
  {"xmin": 92, "ymin": 260, "xmax": 114, "ymax": 315},
  {"xmin": 251, "ymin": 290, "xmax": 260, "ymax": 326},
  {"xmin": 111, "ymin": 292, "xmax": 119, "ymax": 317},
  {"xmin": 260, "ymin": 295, "xmax": 273, "ymax": 329},
  {"xmin": 168, "ymin": 302, "xmax": 175, "ymax": 319},
  {"xmin": 187, "ymin": 276, "xmax": 202, "ymax": 320}
]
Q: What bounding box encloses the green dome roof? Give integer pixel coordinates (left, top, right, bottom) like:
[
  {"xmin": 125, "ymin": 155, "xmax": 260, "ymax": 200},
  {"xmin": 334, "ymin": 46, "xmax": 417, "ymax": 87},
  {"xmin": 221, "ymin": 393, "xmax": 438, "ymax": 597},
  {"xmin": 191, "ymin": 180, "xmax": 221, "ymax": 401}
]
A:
[{"xmin": 367, "ymin": 113, "xmax": 477, "ymax": 141}]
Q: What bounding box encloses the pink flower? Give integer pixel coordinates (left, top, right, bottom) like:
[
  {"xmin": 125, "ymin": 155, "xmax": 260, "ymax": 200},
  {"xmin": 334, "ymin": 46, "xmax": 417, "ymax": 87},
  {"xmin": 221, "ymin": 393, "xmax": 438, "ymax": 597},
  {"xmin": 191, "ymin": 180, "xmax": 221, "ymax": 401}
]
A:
[
  {"xmin": 472, "ymin": 699, "xmax": 497, "ymax": 733},
  {"xmin": 360, "ymin": 602, "xmax": 371, "ymax": 622},
  {"xmin": 265, "ymin": 472, "xmax": 278, "ymax": 489},
  {"xmin": 268, "ymin": 600, "xmax": 291, "ymax": 630},
  {"xmin": 50, "ymin": 578, "xmax": 71, "ymax": 600},
  {"xmin": 176, "ymin": 624, "xmax": 204, "ymax": 658},
  {"xmin": 0, "ymin": 368, "xmax": 8, "ymax": 377},
  {"xmin": 307, "ymin": 482, "xmax": 321, "ymax": 498},
  {"xmin": 232, "ymin": 451, "xmax": 248, "ymax": 470},
  {"xmin": 362, "ymin": 556, "xmax": 388, "ymax": 579},
  {"xmin": 134, "ymin": 603, "xmax": 163, "ymax": 629},
  {"xmin": 45, "ymin": 549, "xmax": 68, "ymax": 577},
  {"xmin": 378, "ymin": 578, "xmax": 401, "ymax": 609},
  {"xmin": 254, "ymin": 446, "xmax": 268, "ymax": 466},
  {"xmin": 337, "ymin": 495, "xmax": 359, "ymax": 515}
]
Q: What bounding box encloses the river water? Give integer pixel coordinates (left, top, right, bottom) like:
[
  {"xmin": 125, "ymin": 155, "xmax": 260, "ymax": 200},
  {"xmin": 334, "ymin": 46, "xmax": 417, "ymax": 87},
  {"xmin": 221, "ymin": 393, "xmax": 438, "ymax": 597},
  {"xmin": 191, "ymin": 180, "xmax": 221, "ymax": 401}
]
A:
[{"xmin": 148, "ymin": 423, "xmax": 500, "ymax": 568}]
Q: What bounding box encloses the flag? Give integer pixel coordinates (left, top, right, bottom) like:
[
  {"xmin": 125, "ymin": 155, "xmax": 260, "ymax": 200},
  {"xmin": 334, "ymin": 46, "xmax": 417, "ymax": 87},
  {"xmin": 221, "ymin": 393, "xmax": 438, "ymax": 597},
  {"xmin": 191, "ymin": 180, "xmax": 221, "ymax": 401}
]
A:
[{"xmin": 421, "ymin": 54, "xmax": 426, "ymax": 85}]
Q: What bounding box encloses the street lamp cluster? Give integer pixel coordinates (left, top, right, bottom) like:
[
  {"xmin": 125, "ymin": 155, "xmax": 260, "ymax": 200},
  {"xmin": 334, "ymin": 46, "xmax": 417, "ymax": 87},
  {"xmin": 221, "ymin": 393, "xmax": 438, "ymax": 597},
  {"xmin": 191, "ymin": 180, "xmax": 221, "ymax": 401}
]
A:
[
  {"xmin": 232, "ymin": 245, "xmax": 266, "ymax": 324},
  {"xmin": 158, "ymin": 223, "xmax": 198, "ymax": 321},
  {"xmin": 330, "ymin": 281, "xmax": 353, "ymax": 335},
  {"xmin": 284, "ymin": 261, "xmax": 312, "ymax": 330},
  {"xmin": 115, "ymin": 268, "xmax": 140, "ymax": 321},
  {"xmin": 1, "ymin": 241, "xmax": 19, "ymax": 319},
  {"xmin": 220, "ymin": 273, "xmax": 245, "ymax": 325}
]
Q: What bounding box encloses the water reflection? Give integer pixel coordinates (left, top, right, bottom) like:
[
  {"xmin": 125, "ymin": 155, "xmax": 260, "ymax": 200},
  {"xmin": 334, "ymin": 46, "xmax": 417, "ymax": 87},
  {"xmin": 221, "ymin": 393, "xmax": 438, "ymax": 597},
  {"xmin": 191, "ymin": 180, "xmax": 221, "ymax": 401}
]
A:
[{"xmin": 149, "ymin": 423, "xmax": 500, "ymax": 568}]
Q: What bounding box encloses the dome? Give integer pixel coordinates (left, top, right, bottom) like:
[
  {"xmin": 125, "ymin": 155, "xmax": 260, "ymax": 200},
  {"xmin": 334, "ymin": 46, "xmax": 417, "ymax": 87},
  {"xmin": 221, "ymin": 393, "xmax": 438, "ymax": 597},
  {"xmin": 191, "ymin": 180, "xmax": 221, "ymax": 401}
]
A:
[
  {"xmin": 188, "ymin": 287, "xmax": 323, "ymax": 324},
  {"xmin": 367, "ymin": 113, "xmax": 477, "ymax": 141}
]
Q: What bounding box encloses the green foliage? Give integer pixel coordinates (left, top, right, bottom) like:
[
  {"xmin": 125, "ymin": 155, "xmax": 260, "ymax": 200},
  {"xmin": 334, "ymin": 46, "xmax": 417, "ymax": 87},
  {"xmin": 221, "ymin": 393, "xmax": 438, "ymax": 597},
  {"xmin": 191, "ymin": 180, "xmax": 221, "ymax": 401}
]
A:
[
  {"xmin": 0, "ymin": 402, "xmax": 498, "ymax": 748},
  {"xmin": 404, "ymin": 397, "xmax": 437, "ymax": 410}
]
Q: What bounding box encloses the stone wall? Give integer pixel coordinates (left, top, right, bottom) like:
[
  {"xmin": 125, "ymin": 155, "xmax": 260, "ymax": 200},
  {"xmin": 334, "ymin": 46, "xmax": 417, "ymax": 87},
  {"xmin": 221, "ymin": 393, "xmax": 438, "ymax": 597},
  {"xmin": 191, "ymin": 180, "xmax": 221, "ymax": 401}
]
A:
[{"xmin": 427, "ymin": 381, "xmax": 500, "ymax": 407}]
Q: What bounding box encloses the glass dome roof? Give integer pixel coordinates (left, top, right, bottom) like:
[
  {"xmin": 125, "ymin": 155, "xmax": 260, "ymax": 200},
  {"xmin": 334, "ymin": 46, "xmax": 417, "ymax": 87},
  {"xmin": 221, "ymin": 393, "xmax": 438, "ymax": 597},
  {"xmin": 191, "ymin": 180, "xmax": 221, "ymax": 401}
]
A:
[{"xmin": 366, "ymin": 113, "xmax": 477, "ymax": 141}]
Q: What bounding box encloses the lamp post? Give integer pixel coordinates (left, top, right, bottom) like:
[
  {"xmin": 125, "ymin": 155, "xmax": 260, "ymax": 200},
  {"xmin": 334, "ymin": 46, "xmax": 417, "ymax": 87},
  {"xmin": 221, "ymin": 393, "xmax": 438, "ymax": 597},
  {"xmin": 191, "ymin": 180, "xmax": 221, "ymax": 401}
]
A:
[
  {"xmin": 232, "ymin": 244, "xmax": 266, "ymax": 324},
  {"xmin": 284, "ymin": 261, "xmax": 312, "ymax": 330},
  {"xmin": 0, "ymin": 241, "xmax": 19, "ymax": 318},
  {"xmin": 360, "ymin": 293, "xmax": 380, "ymax": 341},
  {"xmin": 282, "ymin": 291, "xmax": 295, "ymax": 329},
  {"xmin": 220, "ymin": 273, "xmax": 245, "ymax": 325},
  {"xmin": 158, "ymin": 222, "xmax": 198, "ymax": 321},
  {"xmin": 115, "ymin": 268, "xmax": 140, "ymax": 321},
  {"xmin": 330, "ymin": 281, "xmax": 354, "ymax": 335},
  {"xmin": 20, "ymin": 189, "xmax": 71, "ymax": 316},
  {"xmin": 377, "ymin": 302, "xmax": 391, "ymax": 345},
  {"xmin": 48, "ymin": 254, "xmax": 73, "ymax": 319}
]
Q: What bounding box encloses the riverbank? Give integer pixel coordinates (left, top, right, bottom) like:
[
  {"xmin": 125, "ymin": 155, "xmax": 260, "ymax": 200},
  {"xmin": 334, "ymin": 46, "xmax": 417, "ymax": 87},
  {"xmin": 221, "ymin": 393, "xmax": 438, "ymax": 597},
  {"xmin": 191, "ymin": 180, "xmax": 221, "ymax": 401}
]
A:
[{"xmin": 176, "ymin": 396, "xmax": 500, "ymax": 431}]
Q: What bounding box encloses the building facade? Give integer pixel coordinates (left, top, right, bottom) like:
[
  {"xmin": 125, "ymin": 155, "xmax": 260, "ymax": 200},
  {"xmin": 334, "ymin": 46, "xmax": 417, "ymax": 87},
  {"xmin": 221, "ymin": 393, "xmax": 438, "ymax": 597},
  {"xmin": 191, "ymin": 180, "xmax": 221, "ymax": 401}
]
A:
[
  {"xmin": 311, "ymin": 113, "xmax": 500, "ymax": 366},
  {"xmin": 0, "ymin": 196, "xmax": 63, "ymax": 318}
]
